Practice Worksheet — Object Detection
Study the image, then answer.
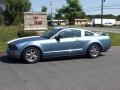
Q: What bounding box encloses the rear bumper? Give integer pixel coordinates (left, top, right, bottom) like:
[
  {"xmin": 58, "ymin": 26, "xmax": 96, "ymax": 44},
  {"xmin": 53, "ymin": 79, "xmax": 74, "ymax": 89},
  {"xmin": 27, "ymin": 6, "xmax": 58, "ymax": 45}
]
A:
[
  {"xmin": 102, "ymin": 43, "xmax": 111, "ymax": 52},
  {"xmin": 7, "ymin": 49, "xmax": 20, "ymax": 59}
]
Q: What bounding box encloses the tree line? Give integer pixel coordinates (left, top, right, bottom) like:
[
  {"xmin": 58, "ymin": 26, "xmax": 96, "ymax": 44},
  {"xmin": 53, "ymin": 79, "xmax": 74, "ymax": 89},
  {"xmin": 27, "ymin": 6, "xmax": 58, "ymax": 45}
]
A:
[
  {"xmin": 55, "ymin": 0, "xmax": 86, "ymax": 25},
  {"xmin": 0, "ymin": 0, "xmax": 120, "ymax": 25},
  {"xmin": 0, "ymin": 0, "xmax": 86, "ymax": 25},
  {"xmin": 0, "ymin": 0, "xmax": 31, "ymax": 25},
  {"xmin": 87, "ymin": 14, "xmax": 120, "ymax": 21}
]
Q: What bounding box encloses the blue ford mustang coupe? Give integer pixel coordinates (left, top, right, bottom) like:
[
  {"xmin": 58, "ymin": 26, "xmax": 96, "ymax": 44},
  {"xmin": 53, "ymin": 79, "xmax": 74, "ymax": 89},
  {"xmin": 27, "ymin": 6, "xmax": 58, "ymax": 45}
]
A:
[{"xmin": 7, "ymin": 27, "xmax": 111, "ymax": 63}]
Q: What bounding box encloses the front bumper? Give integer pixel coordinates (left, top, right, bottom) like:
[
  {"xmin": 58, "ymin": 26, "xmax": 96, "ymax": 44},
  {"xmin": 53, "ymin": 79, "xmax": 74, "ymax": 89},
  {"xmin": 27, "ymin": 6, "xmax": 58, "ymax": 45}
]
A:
[{"xmin": 7, "ymin": 49, "xmax": 20, "ymax": 59}]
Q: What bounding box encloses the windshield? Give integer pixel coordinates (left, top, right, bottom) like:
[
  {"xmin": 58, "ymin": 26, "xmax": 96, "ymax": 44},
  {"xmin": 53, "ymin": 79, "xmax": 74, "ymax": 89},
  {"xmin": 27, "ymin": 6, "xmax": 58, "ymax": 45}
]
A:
[{"xmin": 42, "ymin": 28, "xmax": 63, "ymax": 39}]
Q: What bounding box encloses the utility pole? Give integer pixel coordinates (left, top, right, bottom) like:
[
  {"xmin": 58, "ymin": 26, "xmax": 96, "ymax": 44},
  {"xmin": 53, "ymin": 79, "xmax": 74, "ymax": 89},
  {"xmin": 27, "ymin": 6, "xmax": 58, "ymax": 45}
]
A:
[
  {"xmin": 101, "ymin": 0, "xmax": 104, "ymax": 26},
  {"xmin": 69, "ymin": 7, "xmax": 72, "ymax": 27},
  {"xmin": 50, "ymin": 2, "xmax": 53, "ymax": 21},
  {"xmin": 68, "ymin": 0, "xmax": 72, "ymax": 27}
]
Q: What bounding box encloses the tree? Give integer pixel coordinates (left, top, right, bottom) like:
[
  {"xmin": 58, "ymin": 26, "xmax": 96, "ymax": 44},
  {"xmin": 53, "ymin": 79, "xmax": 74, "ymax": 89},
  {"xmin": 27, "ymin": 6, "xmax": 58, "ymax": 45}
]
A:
[
  {"xmin": 0, "ymin": 0, "xmax": 5, "ymax": 25},
  {"xmin": 56, "ymin": 0, "xmax": 86, "ymax": 25},
  {"xmin": 0, "ymin": 0, "xmax": 4, "ymax": 11},
  {"xmin": 3, "ymin": 0, "xmax": 31, "ymax": 25},
  {"xmin": 116, "ymin": 15, "xmax": 120, "ymax": 21},
  {"xmin": 41, "ymin": 6, "xmax": 47, "ymax": 12},
  {"xmin": 47, "ymin": 14, "xmax": 51, "ymax": 20},
  {"xmin": 87, "ymin": 14, "xmax": 116, "ymax": 20}
]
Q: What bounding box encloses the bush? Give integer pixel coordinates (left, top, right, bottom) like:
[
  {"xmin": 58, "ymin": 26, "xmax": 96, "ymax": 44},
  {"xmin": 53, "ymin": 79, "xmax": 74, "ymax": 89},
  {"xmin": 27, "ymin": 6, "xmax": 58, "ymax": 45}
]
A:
[
  {"xmin": 17, "ymin": 31, "xmax": 38, "ymax": 37},
  {"xmin": 0, "ymin": 25, "xmax": 20, "ymax": 42}
]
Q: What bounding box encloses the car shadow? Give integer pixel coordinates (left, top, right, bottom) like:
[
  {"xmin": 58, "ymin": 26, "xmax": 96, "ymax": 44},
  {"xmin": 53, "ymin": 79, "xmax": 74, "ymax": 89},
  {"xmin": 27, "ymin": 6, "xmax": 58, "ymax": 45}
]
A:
[
  {"xmin": 0, "ymin": 54, "xmax": 105, "ymax": 64},
  {"xmin": 0, "ymin": 55, "xmax": 24, "ymax": 64}
]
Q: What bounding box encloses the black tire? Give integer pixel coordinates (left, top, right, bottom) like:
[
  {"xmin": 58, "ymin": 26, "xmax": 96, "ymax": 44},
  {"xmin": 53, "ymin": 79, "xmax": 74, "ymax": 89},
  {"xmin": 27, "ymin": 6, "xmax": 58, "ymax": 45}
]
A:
[
  {"xmin": 87, "ymin": 44, "xmax": 101, "ymax": 58},
  {"xmin": 22, "ymin": 47, "xmax": 41, "ymax": 64}
]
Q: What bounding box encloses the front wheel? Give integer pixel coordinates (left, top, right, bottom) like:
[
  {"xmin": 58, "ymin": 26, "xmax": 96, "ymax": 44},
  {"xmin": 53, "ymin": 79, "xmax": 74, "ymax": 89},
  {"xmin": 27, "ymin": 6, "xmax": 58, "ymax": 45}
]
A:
[
  {"xmin": 87, "ymin": 44, "xmax": 101, "ymax": 58},
  {"xmin": 22, "ymin": 47, "xmax": 41, "ymax": 64}
]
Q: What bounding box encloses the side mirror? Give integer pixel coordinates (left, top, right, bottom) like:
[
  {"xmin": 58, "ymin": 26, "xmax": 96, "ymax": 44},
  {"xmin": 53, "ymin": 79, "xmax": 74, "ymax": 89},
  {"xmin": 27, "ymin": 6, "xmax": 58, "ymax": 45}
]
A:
[{"xmin": 55, "ymin": 35, "xmax": 61, "ymax": 41}]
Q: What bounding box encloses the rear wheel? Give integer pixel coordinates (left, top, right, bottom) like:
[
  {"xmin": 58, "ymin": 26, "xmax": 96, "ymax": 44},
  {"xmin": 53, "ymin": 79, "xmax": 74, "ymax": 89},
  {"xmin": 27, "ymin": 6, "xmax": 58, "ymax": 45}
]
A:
[
  {"xmin": 22, "ymin": 47, "xmax": 41, "ymax": 64},
  {"xmin": 87, "ymin": 44, "xmax": 101, "ymax": 58}
]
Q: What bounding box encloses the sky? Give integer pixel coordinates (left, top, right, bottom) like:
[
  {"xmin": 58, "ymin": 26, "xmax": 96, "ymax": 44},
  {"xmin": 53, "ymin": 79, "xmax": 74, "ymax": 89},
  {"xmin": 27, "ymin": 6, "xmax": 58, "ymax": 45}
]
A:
[{"xmin": 29, "ymin": 0, "xmax": 120, "ymax": 15}]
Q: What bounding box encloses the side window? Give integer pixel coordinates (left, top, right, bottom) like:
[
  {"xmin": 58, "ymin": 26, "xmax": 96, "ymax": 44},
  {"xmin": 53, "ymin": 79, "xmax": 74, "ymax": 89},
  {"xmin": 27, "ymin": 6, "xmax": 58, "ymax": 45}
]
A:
[
  {"xmin": 59, "ymin": 30, "xmax": 75, "ymax": 38},
  {"xmin": 85, "ymin": 31, "xmax": 94, "ymax": 36},
  {"xmin": 75, "ymin": 30, "xmax": 81, "ymax": 37},
  {"xmin": 59, "ymin": 30, "xmax": 81, "ymax": 38}
]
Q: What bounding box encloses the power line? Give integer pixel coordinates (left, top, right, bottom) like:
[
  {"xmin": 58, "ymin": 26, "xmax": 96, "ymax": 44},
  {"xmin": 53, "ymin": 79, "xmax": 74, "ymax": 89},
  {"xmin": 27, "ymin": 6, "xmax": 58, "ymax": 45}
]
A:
[
  {"xmin": 85, "ymin": 6, "xmax": 120, "ymax": 12},
  {"xmin": 86, "ymin": 9, "xmax": 101, "ymax": 12},
  {"xmin": 85, "ymin": 3, "xmax": 120, "ymax": 11},
  {"xmin": 85, "ymin": 2, "xmax": 120, "ymax": 9},
  {"xmin": 86, "ymin": 8, "xmax": 120, "ymax": 12},
  {"xmin": 85, "ymin": 6, "xmax": 120, "ymax": 11},
  {"xmin": 104, "ymin": 7, "xmax": 120, "ymax": 9},
  {"xmin": 85, "ymin": 5, "xmax": 120, "ymax": 11}
]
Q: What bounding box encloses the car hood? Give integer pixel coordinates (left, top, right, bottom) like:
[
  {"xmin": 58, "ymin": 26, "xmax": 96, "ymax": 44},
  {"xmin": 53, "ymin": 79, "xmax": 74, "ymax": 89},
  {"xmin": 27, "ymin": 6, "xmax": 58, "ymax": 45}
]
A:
[{"xmin": 7, "ymin": 36, "xmax": 47, "ymax": 45}]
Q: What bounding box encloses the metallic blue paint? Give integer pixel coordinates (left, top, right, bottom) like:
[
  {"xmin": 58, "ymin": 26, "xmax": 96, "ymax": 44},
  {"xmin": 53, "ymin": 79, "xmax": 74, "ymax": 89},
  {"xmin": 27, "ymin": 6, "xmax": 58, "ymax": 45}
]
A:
[{"xmin": 7, "ymin": 28, "xmax": 111, "ymax": 59}]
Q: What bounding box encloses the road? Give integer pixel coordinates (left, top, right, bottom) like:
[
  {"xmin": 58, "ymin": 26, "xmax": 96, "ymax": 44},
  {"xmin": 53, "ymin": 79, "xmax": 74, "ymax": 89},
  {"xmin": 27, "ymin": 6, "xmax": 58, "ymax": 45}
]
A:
[
  {"xmin": 0, "ymin": 46, "xmax": 120, "ymax": 90},
  {"xmin": 64, "ymin": 26, "xmax": 120, "ymax": 33},
  {"xmin": 63, "ymin": 26, "xmax": 120, "ymax": 33},
  {"xmin": 81, "ymin": 27, "xmax": 120, "ymax": 33}
]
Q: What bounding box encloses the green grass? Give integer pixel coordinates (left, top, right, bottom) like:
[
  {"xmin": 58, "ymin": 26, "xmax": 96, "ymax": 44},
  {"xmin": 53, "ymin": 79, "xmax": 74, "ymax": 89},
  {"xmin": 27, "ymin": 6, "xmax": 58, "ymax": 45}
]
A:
[
  {"xmin": 0, "ymin": 26, "xmax": 120, "ymax": 53},
  {"xmin": 0, "ymin": 25, "xmax": 21, "ymax": 42},
  {"xmin": 0, "ymin": 25, "xmax": 21, "ymax": 52},
  {"xmin": 0, "ymin": 42, "xmax": 7, "ymax": 52},
  {"xmin": 109, "ymin": 32, "xmax": 120, "ymax": 46}
]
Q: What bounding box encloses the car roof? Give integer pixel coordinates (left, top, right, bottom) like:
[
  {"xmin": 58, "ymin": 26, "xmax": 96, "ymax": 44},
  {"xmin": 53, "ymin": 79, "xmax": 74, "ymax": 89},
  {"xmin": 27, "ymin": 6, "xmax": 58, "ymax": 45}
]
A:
[
  {"xmin": 63, "ymin": 27, "xmax": 87, "ymax": 31},
  {"xmin": 53, "ymin": 27, "xmax": 65, "ymax": 29},
  {"xmin": 53, "ymin": 27, "xmax": 93, "ymax": 32}
]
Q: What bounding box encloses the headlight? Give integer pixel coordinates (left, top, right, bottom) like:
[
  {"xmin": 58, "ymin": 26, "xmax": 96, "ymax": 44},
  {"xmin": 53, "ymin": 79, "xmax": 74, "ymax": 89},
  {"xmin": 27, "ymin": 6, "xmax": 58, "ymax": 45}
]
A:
[{"xmin": 8, "ymin": 44, "xmax": 18, "ymax": 50}]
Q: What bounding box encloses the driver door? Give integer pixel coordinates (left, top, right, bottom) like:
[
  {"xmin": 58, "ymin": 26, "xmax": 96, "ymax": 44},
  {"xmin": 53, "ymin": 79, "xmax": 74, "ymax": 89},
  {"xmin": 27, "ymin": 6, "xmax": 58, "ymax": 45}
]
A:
[{"xmin": 42, "ymin": 29, "xmax": 81, "ymax": 57}]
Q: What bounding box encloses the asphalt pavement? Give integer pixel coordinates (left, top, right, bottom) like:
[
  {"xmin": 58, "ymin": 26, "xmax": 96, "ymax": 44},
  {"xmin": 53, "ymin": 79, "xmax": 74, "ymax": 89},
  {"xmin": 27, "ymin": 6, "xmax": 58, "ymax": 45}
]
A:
[{"xmin": 0, "ymin": 46, "xmax": 120, "ymax": 90}]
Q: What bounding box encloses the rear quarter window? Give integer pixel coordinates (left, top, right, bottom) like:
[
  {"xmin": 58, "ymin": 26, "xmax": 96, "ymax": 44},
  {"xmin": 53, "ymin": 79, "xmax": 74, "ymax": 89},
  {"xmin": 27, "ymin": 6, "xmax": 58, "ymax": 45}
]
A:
[{"xmin": 85, "ymin": 31, "xmax": 94, "ymax": 36}]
